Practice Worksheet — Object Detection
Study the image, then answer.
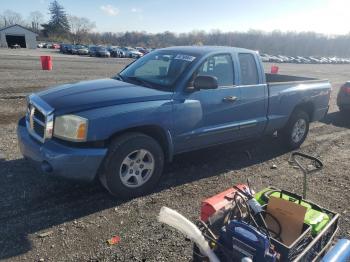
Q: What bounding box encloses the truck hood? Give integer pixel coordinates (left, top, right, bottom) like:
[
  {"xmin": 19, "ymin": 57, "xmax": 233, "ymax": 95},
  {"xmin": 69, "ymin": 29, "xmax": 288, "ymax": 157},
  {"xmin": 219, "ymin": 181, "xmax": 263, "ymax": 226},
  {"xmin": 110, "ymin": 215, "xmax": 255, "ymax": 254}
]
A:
[{"xmin": 37, "ymin": 78, "xmax": 173, "ymax": 114}]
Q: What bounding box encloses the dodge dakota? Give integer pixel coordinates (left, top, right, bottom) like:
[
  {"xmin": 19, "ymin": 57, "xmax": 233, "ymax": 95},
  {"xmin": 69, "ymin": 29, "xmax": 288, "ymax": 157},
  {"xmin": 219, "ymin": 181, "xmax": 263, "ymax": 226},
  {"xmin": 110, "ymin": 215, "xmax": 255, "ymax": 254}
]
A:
[{"xmin": 17, "ymin": 46, "xmax": 331, "ymax": 198}]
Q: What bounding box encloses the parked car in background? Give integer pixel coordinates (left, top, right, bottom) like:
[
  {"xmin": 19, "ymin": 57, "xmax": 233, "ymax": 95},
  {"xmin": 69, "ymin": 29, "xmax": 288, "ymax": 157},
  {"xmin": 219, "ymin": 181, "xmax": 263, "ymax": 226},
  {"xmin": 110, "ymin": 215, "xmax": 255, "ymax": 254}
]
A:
[
  {"xmin": 136, "ymin": 47, "xmax": 149, "ymax": 55},
  {"xmin": 287, "ymin": 56, "xmax": 297, "ymax": 63},
  {"xmin": 257, "ymin": 52, "xmax": 350, "ymax": 64},
  {"xmin": 71, "ymin": 45, "xmax": 79, "ymax": 54},
  {"xmin": 77, "ymin": 45, "xmax": 89, "ymax": 55},
  {"xmin": 59, "ymin": 44, "xmax": 66, "ymax": 53},
  {"xmin": 60, "ymin": 44, "xmax": 73, "ymax": 54},
  {"xmin": 71, "ymin": 45, "xmax": 87, "ymax": 55},
  {"xmin": 297, "ymin": 56, "xmax": 311, "ymax": 64},
  {"xmin": 10, "ymin": 44, "xmax": 20, "ymax": 49},
  {"xmin": 308, "ymin": 57, "xmax": 320, "ymax": 64},
  {"xmin": 109, "ymin": 47, "xmax": 126, "ymax": 58},
  {"xmin": 37, "ymin": 43, "xmax": 45, "ymax": 48},
  {"xmin": 66, "ymin": 44, "xmax": 74, "ymax": 54},
  {"xmin": 121, "ymin": 47, "xmax": 143, "ymax": 58},
  {"xmin": 18, "ymin": 46, "xmax": 331, "ymax": 198},
  {"xmin": 259, "ymin": 54, "xmax": 270, "ymax": 62},
  {"xmin": 50, "ymin": 43, "xmax": 60, "ymax": 49},
  {"xmin": 277, "ymin": 55, "xmax": 290, "ymax": 63},
  {"xmin": 89, "ymin": 46, "xmax": 110, "ymax": 57},
  {"xmin": 269, "ymin": 55, "xmax": 284, "ymax": 63},
  {"xmin": 89, "ymin": 46, "xmax": 98, "ymax": 56},
  {"xmin": 337, "ymin": 81, "xmax": 350, "ymax": 113}
]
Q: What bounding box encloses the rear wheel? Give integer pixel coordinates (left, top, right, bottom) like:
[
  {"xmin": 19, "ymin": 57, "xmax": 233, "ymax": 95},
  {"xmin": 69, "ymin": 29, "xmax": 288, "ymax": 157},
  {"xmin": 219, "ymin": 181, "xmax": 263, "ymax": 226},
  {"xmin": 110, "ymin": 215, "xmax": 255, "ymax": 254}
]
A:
[
  {"xmin": 100, "ymin": 133, "xmax": 164, "ymax": 199},
  {"xmin": 281, "ymin": 110, "xmax": 310, "ymax": 149}
]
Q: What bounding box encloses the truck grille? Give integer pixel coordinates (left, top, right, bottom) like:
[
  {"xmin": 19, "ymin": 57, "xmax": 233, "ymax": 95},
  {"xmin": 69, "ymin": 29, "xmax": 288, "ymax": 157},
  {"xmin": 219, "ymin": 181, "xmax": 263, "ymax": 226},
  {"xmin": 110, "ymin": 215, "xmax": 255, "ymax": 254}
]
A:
[
  {"xmin": 28, "ymin": 105, "xmax": 46, "ymax": 141},
  {"xmin": 26, "ymin": 94, "xmax": 54, "ymax": 143},
  {"xmin": 33, "ymin": 115, "xmax": 45, "ymax": 137},
  {"xmin": 33, "ymin": 108, "xmax": 46, "ymax": 123}
]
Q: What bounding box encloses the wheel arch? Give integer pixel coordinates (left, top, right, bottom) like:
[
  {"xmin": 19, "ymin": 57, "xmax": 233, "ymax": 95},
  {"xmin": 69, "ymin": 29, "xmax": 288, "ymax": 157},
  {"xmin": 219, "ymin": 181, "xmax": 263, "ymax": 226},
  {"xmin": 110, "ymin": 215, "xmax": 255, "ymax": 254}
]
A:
[
  {"xmin": 107, "ymin": 125, "xmax": 173, "ymax": 162},
  {"xmin": 293, "ymin": 101, "xmax": 315, "ymax": 121}
]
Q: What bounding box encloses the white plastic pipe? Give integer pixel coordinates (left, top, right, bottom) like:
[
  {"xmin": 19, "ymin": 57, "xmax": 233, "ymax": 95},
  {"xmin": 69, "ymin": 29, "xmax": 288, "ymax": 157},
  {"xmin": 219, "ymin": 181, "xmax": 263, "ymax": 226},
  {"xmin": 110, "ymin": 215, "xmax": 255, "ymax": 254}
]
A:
[{"xmin": 158, "ymin": 206, "xmax": 220, "ymax": 262}]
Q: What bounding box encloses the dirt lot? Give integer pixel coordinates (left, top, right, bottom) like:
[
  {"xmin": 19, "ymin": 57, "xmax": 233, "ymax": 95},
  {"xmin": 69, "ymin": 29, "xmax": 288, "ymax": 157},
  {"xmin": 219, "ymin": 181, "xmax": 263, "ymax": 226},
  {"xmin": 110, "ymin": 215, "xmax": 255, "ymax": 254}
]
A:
[{"xmin": 0, "ymin": 49, "xmax": 349, "ymax": 262}]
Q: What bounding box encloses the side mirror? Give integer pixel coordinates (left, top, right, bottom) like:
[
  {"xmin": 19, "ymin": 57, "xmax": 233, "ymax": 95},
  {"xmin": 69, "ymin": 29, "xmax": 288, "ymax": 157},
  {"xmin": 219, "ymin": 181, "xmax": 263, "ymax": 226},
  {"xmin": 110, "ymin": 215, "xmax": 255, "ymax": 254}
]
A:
[{"xmin": 193, "ymin": 75, "xmax": 218, "ymax": 90}]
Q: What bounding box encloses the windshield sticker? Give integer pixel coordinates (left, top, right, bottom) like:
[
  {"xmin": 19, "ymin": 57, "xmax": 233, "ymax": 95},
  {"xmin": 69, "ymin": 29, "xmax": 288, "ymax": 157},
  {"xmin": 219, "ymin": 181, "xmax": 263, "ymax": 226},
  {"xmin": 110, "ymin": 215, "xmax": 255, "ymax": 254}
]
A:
[{"xmin": 175, "ymin": 54, "xmax": 196, "ymax": 62}]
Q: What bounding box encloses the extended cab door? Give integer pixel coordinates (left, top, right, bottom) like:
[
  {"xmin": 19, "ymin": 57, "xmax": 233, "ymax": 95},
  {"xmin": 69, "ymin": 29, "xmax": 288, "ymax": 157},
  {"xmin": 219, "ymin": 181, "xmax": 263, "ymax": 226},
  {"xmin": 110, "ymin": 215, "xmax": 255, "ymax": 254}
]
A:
[
  {"xmin": 235, "ymin": 53, "xmax": 268, "ymax": 138},
  {"xmin": 173, "ymin": 53, "xmax": 245, "ymax": 153}
]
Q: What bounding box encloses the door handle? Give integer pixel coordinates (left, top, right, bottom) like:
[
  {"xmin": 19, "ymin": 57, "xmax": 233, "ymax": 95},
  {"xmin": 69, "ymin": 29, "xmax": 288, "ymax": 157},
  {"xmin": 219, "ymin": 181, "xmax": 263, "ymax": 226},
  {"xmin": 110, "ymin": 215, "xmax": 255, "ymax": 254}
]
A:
[{"xmin": 223, "ymin": 96, "xmax": 238, "ymax": 102}]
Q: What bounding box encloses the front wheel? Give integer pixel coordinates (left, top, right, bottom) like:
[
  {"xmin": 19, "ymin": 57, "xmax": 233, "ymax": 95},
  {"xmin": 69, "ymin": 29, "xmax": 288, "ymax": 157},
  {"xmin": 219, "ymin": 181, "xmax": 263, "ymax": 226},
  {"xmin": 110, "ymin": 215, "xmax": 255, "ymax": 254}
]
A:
[
  {"xmin": 281, "ymin": 110, "xmax": 310, "ymax": 149},
  {"xmin": 100, "ymin": 133, "xmax": 164, "ymax": 199}
]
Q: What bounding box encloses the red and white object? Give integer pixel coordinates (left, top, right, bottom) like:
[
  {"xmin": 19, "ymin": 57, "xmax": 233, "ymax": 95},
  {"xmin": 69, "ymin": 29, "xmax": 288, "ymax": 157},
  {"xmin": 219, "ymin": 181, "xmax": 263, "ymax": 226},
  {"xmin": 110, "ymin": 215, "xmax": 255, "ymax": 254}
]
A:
[
  {"xmin": 271, "ymin": 65, "xmax": 279, "ymax": 74},
  {"xmin": 200, "ymin": 184, "xmax": 249, "ymax": 222}
]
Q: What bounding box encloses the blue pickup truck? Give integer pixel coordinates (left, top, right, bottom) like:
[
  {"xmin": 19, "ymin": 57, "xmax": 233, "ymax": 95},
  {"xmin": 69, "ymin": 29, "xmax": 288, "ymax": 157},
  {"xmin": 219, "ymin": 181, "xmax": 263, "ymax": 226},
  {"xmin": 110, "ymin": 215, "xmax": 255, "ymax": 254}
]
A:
[{"xmin": 17, "ymin": 46, "xmax": 331, "ymax": 198}]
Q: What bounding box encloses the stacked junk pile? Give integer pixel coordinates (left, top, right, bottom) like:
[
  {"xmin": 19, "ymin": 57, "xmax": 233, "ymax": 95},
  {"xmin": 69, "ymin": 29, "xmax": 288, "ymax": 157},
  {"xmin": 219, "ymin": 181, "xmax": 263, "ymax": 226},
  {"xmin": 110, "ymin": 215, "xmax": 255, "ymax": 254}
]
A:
[{"xmin": 158, "ymin": 153, "xmax": 350, "ymax": 262}]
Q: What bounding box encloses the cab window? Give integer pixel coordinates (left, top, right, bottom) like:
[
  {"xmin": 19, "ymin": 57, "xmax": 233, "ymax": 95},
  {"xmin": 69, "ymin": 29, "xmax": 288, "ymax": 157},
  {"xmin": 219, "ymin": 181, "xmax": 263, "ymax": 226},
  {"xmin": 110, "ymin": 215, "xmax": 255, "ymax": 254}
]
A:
[
  {"xmin": 196, "ymin": 54, "xmax": 234, "ymax": 87},
  {"xmin": 238, "ymin": 53, "xmax": 259, "ymax": 85}
]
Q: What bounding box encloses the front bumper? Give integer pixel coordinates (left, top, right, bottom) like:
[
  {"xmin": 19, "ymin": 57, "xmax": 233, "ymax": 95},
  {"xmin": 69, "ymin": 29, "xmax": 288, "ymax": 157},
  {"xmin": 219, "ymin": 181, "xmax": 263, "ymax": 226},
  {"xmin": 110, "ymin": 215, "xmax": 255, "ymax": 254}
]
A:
[{"xmin": 17, "ymin": 117, "xmax": 107, "ymax": 182}]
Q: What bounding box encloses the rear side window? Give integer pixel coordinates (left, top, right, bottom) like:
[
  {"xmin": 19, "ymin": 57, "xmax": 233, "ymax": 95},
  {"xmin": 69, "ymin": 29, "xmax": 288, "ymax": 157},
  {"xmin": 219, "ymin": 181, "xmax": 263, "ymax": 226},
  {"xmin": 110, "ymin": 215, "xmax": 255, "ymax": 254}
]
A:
[
  {"xmin": 197, "ymin": 54, "xmax": 234, "ymax": 87},
  {"xmin": 238, "ymin": 53, "xmax": 259, "ymax": 85}
]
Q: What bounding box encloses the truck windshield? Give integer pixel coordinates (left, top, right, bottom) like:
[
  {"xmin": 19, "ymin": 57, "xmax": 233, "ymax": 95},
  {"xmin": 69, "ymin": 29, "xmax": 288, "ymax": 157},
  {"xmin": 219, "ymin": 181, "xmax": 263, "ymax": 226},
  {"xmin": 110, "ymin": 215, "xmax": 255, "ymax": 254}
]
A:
[{"xmin": 117, "ymin": 51, "xmax": 197, "ymax": 90}]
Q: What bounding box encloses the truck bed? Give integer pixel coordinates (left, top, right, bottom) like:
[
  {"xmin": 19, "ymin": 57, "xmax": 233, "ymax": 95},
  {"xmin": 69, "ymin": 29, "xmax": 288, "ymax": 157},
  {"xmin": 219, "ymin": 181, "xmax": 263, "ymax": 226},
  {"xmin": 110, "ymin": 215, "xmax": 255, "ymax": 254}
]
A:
[
  {"xmin": 266, "ymin": 73, "xmax": 319, "ymax": 83},
  {"xmin": 264, "ymin": 73, "xmax": 331, "ymax": 134}
]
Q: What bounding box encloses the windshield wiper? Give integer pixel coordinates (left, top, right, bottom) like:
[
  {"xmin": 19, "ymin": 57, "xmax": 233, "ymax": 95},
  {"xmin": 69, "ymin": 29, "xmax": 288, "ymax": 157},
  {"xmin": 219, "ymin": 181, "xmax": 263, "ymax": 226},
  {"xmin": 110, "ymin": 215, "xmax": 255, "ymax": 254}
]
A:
[{"xmin": 126, "ymin": 76, "xmax": 155, "ymax": 89}]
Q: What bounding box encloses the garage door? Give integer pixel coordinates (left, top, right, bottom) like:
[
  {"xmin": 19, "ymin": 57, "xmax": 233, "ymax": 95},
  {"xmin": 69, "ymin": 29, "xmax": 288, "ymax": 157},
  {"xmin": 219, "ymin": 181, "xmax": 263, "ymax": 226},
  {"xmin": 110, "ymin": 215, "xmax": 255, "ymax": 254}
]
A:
[{"xmin": 6, "ymin": 35, "xmax": 26, "ymax": 48}]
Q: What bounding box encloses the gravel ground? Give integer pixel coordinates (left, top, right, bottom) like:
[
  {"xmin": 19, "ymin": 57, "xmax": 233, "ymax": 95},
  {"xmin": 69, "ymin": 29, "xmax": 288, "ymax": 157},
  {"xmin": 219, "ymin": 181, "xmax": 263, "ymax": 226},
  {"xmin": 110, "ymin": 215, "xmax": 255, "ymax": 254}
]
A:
[{"xmin": 0, "ymin": 49, "xmax": 349, "ymax": 262}]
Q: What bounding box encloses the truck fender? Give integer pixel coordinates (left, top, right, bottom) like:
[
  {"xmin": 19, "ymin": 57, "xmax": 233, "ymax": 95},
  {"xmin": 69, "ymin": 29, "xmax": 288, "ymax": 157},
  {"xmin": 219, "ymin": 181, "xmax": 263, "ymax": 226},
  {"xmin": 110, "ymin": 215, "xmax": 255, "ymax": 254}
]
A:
[{"xmin": 108, "ymin": 125, "xmax": 174, "ymax": 163}]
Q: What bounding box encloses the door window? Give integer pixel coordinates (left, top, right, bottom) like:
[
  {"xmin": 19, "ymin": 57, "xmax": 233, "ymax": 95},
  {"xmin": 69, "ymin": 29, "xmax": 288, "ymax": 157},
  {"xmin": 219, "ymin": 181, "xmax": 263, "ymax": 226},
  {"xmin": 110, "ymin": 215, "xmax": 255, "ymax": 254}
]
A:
[{"xmin": 196, "ymin": 54, "xmax": 234, "ymax": 87}]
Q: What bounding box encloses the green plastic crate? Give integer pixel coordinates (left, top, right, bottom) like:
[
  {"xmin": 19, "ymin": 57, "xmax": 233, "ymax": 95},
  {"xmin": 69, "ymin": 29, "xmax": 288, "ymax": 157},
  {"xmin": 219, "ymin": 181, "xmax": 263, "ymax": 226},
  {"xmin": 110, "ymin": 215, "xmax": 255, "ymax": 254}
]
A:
[{"xmin": 254, "ymin": 187, "xmax": 330, "ymax": 236}]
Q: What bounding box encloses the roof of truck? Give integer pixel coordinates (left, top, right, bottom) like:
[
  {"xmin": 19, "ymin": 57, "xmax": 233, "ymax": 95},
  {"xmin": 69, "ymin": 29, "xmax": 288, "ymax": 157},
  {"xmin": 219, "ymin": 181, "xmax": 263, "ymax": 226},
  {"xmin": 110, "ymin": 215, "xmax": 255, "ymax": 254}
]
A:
[{"xmin": 161, "ymin": 46, "xmax": 256, "ymax": 55}]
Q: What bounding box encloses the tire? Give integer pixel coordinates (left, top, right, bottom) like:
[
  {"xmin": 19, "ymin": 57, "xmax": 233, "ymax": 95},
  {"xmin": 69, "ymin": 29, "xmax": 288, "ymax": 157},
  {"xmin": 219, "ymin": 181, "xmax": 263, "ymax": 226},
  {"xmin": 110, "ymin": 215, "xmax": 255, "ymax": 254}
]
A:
[
  {"xmin": 281, "ymin": 110, "xmax": 310, "ymax": 149},
  {"xmin": 100, "ymin": 132, "xmax": 164, "ymax": 199}
]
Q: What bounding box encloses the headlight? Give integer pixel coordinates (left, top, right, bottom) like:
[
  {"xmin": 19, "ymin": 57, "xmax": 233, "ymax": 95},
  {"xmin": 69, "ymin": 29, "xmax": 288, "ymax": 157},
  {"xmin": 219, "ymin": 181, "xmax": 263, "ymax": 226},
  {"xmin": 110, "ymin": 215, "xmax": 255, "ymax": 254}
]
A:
[{"xmin": 54, "ymin": 115, "xmax": 88, "ymax": 142}]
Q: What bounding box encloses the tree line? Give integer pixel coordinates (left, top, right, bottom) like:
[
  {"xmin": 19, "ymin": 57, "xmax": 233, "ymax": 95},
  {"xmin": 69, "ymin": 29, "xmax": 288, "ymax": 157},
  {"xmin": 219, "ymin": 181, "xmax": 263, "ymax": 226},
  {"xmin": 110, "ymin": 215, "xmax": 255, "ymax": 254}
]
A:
[
  {"xmin": 90, "ymin": 30, "xmax": 350, "ymax": 57},
  {"xmin": 1, "ymin": 1, "xmax": 350, "ymax": 57}
]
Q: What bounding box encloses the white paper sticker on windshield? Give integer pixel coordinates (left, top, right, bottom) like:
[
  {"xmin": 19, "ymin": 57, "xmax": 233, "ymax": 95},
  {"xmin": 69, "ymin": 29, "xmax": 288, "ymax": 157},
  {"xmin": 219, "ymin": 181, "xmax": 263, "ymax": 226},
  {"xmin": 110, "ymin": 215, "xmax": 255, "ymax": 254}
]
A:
[{"xmin": 175, "ymin": 54, "xmax": 196, "ymax": 62}]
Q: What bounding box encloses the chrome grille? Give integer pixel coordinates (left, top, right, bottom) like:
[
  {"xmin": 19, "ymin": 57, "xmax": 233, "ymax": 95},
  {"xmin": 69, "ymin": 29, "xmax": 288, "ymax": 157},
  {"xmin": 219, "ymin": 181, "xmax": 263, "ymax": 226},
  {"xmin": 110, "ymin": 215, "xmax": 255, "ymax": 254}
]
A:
[
  {"xmin": 28, "ymin": 105, "xmax": 46, "ymax": 141},
  {"xmin": 26, "ymin": 94, "xmax": 54, "ymax": 143},
  {"xmin": 32, "ymin": 109, "xmax": 45, "ymax": 137},
  {"xmin": 33, "ymin": 108, "xmax": 46, "ymax": 123}
]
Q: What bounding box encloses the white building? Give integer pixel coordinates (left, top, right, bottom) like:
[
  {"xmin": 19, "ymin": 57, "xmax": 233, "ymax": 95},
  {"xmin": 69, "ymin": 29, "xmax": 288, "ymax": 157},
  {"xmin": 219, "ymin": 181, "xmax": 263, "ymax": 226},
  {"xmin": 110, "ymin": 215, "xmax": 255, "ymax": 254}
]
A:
[{"xmin": 0, "ymin": 24, "xmax": 38, "ymax": 49}]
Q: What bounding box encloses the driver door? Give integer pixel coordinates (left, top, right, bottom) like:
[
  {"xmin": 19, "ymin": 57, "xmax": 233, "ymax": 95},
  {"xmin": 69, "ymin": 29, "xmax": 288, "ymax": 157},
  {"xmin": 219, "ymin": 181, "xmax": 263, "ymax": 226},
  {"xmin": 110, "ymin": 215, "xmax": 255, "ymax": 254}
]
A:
[{"xmin": 173, "ymin": 54, "xmax": 244, "ymax": 153}]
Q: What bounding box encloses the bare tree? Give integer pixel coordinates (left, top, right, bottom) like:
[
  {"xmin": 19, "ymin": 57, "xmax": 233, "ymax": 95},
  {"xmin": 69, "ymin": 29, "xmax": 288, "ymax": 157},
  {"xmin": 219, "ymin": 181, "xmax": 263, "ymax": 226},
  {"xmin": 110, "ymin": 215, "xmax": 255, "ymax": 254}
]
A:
[
  {"xmin": 0, "ymin": 10, "xmax": 24, "ymax": 27},
  {"xmin": 28, "ymin": 11, "xmax": 44, "ymax": 32},
  {"xmin": 68, "ymin": 15, "xmax": 95, "ymax": 43}
]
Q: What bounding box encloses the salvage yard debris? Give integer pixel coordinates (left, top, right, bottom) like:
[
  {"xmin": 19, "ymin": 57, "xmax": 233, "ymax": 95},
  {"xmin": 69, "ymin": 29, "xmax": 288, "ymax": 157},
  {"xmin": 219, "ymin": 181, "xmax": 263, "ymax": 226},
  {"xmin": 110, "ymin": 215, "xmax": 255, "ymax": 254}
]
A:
[
  {"xmin": 38, "ymin": 231, "xmax": 53, "ymax": 238},
  {"xmin": 271, "ymin": 164, "xmax": 278, "ymax": 169},
  {"xmin": 107, "ymin": 235, "xmax": 121, "ymax": 245}
]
